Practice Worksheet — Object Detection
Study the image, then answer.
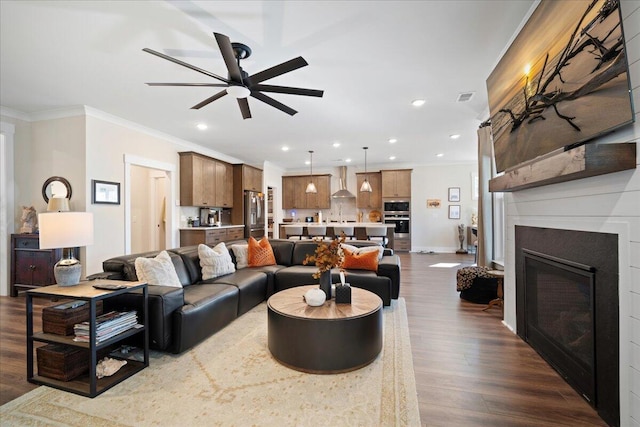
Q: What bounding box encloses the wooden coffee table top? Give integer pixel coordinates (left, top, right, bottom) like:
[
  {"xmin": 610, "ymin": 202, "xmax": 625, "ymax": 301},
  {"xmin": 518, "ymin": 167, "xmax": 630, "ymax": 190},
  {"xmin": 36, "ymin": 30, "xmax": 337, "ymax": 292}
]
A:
[{"xmin": 268, "ymin": 285, "xmax": 382, "ymax": 320}]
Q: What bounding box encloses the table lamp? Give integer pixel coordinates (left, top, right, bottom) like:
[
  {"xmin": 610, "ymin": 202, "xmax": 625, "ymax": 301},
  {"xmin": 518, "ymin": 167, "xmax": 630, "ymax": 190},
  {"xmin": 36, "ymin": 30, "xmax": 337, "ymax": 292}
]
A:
[{"xmin": 38, "ymin": 211, "xmax": 94, "ymax": 286}]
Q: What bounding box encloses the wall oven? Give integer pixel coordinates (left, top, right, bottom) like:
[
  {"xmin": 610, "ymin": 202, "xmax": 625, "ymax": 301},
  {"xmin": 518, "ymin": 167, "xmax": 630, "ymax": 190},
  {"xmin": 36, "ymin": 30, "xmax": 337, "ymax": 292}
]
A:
[{"xmin": 384, "ymin": 215, "xmax": 410, "ymax": 238}]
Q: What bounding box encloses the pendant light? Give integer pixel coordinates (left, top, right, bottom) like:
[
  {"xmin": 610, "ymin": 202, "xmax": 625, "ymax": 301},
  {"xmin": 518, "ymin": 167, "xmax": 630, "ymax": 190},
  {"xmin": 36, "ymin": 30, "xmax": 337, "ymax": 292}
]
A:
[
  {"xmin": 360, "ymin": 147, "xmax": 373, "ymax": 192},
  {"xmin": 305, "ymin": 150, "xmax": 317, "ymax": 193}
]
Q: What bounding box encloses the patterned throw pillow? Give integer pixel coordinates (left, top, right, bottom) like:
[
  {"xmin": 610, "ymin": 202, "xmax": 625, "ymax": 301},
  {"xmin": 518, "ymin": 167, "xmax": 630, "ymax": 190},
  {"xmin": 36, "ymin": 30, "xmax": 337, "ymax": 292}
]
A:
[
  {"xmin": 230, "ymin": 244, "xmax": 249, "ymax": 269},
  {"xmin": 199, "ymin": 243, "xmax": 236, "ymax": 280},
  {"xmin": 248, "ymin": 236, "xmax": 276, "ymax": 267},
  {"xmin": 340, "ymin": 243, "xmax": 384, "ymax": 260},
  {"xmin": 341, "ymin": 247, "xmax": 379, "ymax": 271},
  {"xmin": 134, "ymin": 250, "xmax": 182, "ymax": 287}
]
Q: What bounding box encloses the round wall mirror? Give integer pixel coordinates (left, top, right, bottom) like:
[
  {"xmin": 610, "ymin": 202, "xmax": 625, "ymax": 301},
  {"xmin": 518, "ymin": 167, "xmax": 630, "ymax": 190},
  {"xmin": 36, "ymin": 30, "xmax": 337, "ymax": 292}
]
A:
[{"xmin": 42, "ymin": 176, "xmax": 72, "ymax": 203}]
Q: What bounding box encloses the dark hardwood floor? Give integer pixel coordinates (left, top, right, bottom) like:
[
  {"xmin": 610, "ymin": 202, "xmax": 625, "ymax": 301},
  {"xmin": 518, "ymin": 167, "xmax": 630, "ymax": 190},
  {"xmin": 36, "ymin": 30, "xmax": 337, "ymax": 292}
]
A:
[{"xmin": 0, "ymin": 252, "xmax": 606, "ymax": 426}]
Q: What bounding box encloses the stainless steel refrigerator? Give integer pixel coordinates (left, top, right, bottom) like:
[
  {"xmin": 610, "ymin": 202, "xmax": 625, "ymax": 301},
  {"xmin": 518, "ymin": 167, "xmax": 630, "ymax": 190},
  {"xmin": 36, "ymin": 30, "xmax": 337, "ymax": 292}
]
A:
[{"xmin": 244, "ymin": 191, "xmax": 265, "ymax": 238}]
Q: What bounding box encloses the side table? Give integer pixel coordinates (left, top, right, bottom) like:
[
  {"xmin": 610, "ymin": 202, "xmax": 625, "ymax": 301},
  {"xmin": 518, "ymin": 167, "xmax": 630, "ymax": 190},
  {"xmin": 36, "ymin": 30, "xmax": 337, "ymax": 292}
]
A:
[
  {"xmin": 26, "ymin": 280, "xmax": 148, "ymax": 398},
  {"xmin": 483, "ymin": 270, "xmax": 505, "ymax": 312}
]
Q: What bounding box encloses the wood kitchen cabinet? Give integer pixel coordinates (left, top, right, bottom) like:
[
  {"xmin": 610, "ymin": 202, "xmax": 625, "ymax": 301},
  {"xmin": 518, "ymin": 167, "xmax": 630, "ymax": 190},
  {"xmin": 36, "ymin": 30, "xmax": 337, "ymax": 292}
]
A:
[
  {"xmin": 356, "ymin": 172, "xmax": 382, "ymax": 209},
  {"xmin": 179, "ymin": 152, "xmax": 233, "ymax": 207},
  {"xmin": 11, "ymin": 234, "xmax": 78, "ymax": 296},
  {"xmin": 282, "ymin": 175, "xmax": 331, "ymax": 209},
  {"xmin": 381, "ymin": 169, "xmax": 412, "ymax": 198},
  {"xmin": 242, "ymin": 165, "xmax": 263, "ymax": 192},
  {"xmin": 180, "ymin": 226, "xmax": 246, "ymax": 246}
]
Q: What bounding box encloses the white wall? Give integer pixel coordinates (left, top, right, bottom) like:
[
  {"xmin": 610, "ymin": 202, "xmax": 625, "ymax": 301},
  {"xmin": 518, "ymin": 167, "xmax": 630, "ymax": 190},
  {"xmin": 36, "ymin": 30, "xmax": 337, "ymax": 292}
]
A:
[{"xmin": 502, "ymin": 2, "xmax": 640, "ymax": 424}]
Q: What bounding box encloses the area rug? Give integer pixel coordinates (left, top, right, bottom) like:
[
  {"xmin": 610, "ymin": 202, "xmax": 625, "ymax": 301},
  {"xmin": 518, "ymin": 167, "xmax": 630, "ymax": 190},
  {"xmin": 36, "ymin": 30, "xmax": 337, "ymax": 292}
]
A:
[{"xmin": 1, "ymin": 298, "xmax": 419, "ymax": 426}]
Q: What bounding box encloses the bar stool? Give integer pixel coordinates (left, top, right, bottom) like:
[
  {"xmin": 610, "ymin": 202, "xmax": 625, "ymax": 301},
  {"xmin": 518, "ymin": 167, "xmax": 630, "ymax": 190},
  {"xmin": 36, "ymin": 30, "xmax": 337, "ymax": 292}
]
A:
[
  {"xmin": 366, "ymin": 226, "xmax": 388, "ymax": 247},
  {"xmin": 333, "ymin": 225, "xmax": 355, "ymax": 240},
  {"xmin": 285, "ymin": 225, "xmax": 304, "ymax": 240},
  {"xmin": 307, "ymin": 225, "xmax": 327, "ymax": 240}
]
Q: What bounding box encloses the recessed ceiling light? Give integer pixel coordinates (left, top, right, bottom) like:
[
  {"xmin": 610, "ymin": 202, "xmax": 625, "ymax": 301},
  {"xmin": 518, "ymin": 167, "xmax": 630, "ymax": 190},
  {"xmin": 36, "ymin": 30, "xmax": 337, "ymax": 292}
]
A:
[
  {"xmin": 345, "ymin": 158, "xmax": 352, "ymax": 163},
  {"xmin": 436, "ymin": 153, "xmax": 444, "ymax": 157},
  {"xmin": 305, "ymin": 160, "xmax": 310, "ymax": 165},
  {"xmin": 388, "ymin": 138, "xmax": 397, "ymax": 143},
  {"xmin": 389, "ymin": 156, "xmax": 396, "ymax": 160},
  {"xmin": 196, "ymin": 123, "xmax": 208, "ymax": 130},
  {"xmin": 449, "ymin": 134, "xmax": 461, "ymax": 139},
  {"xmin": 281, "ymin": 146, "xmax": 289, "ymax": 151},
  {"xmin": 333, "ymin": 142, "xmax": 341, "ymax": 147},
  {"xmin": 411, "ymin": 99, "xmax": 426, "ymax": 107}
]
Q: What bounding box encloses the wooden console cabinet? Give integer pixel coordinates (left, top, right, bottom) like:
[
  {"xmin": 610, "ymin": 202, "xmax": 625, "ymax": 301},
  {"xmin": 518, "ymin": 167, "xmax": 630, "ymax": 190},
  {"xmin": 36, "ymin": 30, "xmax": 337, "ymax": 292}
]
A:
[{"xmin": 11, "ymin": 234, "xmax": 78, "ymax": 297}]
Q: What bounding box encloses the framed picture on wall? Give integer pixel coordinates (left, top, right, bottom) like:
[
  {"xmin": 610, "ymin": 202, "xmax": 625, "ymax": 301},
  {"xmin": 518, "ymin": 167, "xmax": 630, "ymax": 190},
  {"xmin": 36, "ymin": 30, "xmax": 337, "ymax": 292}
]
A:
[
  {"xmin": 92, "ymin": 180, "xmax": 120, "ymax": 205},
  {"xmin": 448, "ymin": 187, "xmax": 460, "ymax": 202},
  {"xmin": 448, "ymin": 205, "xmax": 460, "ymax": 219}
]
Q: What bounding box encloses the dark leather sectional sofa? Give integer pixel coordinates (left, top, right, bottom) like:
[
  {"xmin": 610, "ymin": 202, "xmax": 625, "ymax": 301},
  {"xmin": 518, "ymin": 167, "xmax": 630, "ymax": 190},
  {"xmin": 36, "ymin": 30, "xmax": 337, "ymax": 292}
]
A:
[{"xmin": 90, "ymin": 239, "xmax": 401, "ymax": 354}]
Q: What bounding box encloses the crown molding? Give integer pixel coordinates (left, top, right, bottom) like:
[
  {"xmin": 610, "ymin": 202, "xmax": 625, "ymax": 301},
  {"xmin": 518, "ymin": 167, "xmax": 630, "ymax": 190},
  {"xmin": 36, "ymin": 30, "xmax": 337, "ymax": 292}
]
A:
[{"xmin": 0, "ymin": 106, "xmax": 31, "ymax": 122}]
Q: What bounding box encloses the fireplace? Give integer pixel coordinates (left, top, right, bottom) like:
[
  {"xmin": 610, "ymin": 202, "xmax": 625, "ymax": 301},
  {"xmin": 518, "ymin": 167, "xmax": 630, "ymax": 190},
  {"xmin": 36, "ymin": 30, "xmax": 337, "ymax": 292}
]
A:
[{"xmin": 515, "ymin": 226, "xmax": 619, "ymax": 427}]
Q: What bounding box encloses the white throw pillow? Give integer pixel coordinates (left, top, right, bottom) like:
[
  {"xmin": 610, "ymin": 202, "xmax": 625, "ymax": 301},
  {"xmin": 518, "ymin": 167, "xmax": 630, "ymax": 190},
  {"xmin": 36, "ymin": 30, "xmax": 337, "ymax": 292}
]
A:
[
  {"xmin": 199, "ymin": 243, "xmax": 236, "ymax": 280},
  {"xmin": 230, "ymin": 244, "xmax": 249, "ymax": 269},
  {"xmin": 135, "ymin": 250, "xmax": 182, "ymax": 288},
  {"xmin": 340, "ymin": 243, "xmax": 384, "ymax": 260}
]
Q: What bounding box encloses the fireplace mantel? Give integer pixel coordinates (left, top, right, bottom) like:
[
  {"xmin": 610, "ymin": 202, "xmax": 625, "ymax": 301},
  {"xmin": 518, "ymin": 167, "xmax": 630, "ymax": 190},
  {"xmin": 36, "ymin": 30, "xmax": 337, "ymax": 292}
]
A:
[{"xmin": 489, "ymin": 142, "xmax": 636, "ymax": 192}]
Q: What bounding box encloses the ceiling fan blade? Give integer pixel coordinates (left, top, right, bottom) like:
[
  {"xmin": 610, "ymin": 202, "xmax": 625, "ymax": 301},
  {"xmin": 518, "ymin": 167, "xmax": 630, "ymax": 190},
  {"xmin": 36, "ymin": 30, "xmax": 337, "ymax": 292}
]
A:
[
  {"xmin": 248, "ymin": 57, "xmax": 308, "ymax": 84},
  {"xmin": 214, "ymin": 33, "xmax": 243, "ymax": 83},
  {"xmin": 251, "ymin": 91, "xmax": 297, "ymax": 116},
  {"xmin": 143, "ymin": 48, "xmax": 229, "ymax": 84},
  {"xmin": 146, "ymin": 83, "xmax": 228, "ymax": 87},
  {"xmin": 251, "ymin": 84, "xmax": 323, "ymax": 97},
  {"xmin": 191, "ymin": 89, "xmax": 228, "ymax": 109},
  {"xmin": 238, "ymin": 98, "xmax": 252, "ymax": 120}
]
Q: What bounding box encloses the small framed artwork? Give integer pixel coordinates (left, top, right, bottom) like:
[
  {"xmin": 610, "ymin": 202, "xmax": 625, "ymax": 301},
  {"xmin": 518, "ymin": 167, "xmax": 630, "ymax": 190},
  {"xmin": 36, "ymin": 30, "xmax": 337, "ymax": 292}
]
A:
[
  {"xmin": 448, "ymin": 187, "xmax": 460, "ymax": 202},
  {"xmin": 92, "ymin": 180, "xmax": 120, "ymax": 205},
  {"xmin": 448, "ymin": 205, "xmax": 461, "ymax": 219},
  {"xmin": 426, "ymin": 199, "xmax": 441, "ymax": 208}
]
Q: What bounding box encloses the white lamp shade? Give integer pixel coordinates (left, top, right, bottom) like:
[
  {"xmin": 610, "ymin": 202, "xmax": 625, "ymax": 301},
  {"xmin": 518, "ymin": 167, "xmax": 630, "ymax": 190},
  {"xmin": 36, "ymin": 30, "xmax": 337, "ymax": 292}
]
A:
[
  {"xmin": 360, "ymin": 179, "xmax": 373, "ymax": 192},
  {"xmin": 38, "ymin": 212, "xmax": 94, "ymax": 249},
  {"xmin": 305, "ymin": 182, "xmax": 317, "ymax": 193}
]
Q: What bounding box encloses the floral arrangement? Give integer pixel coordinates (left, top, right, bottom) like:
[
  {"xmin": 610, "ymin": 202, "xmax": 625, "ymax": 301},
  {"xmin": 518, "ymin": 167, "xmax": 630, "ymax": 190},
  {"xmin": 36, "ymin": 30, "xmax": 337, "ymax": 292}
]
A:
[{"xmin": 303, "ymin": 234, "xmax": 346, "ymax": 279}]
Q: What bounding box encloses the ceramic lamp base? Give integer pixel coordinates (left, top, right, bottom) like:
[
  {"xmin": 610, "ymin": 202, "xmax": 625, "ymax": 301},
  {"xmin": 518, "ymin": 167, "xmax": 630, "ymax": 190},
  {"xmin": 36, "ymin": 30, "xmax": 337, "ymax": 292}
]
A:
[{"xmin": 54, "ymin": 258, "xmax": 82, "ymax": 286}]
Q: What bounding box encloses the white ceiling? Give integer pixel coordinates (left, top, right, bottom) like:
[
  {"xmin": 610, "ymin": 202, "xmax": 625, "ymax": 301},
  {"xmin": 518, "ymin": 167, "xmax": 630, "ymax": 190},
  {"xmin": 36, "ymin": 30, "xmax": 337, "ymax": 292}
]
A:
[{"xmin": 0, "ymin": 0, "xmax": 535, "ymax": 171}]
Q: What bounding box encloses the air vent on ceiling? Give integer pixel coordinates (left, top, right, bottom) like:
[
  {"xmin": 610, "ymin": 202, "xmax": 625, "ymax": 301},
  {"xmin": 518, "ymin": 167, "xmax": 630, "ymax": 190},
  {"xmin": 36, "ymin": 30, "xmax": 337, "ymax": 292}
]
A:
[{"xmin": 457, "ymin": 92, "xmax": 475, "ymax": 102}]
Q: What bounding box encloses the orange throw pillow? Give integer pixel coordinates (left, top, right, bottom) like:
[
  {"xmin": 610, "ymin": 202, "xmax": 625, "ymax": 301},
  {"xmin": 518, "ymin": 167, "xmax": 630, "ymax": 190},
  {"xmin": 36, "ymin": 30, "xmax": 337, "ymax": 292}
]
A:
[
  {"xmin": 248, "ymin": 236, "xmax": 277, "ymax": 267},
  {"xmin": 341, "ymin": 247, "xmax": 379, "ymax": 271}
]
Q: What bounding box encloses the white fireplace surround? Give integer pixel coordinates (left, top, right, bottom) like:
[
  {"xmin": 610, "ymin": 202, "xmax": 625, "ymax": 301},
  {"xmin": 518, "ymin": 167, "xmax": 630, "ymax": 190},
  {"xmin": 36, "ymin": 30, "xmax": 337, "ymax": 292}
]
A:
[{"xmin": 498, "ymin": 3, "xmax": 639, "ymax": 425}]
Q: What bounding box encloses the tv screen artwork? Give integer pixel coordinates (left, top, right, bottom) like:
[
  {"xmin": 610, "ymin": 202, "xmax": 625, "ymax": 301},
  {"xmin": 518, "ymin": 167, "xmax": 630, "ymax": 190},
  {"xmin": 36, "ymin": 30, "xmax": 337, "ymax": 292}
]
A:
[{"xmin": 487, "ymin": 0, "xmax": 634, "ymax": 173}]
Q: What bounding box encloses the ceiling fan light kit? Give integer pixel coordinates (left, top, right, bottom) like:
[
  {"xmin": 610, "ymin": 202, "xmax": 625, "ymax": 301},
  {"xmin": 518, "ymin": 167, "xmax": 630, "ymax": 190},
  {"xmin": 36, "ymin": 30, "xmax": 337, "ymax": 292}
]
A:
[{"xmin": 144, "ymin": 32, "xmax": 323, "ymax": 119}]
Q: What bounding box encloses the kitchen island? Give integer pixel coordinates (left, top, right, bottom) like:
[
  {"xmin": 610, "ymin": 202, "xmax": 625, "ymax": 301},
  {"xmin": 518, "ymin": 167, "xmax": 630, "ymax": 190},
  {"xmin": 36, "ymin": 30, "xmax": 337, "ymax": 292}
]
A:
[{"xmin": 278, "ymin": 223, "xmax": 395, "ymax": 249}]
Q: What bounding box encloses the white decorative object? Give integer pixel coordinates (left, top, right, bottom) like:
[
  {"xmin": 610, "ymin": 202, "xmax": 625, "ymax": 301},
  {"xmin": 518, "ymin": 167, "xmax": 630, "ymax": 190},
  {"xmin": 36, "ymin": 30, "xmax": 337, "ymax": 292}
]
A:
[
  {"xmin": 230, "ymin": 244, "xmax": 249, "ymax": 269},
  {"xmin": 96, "ymin": 357, "xmax": 127, "ymax": 379},
  {"xmin": 304, "ymin": 288, "xmax": 326, "ymax": 306},
  {"xmin": 199, "ymin": 243, "xmax": 235, "ymax": 279}
]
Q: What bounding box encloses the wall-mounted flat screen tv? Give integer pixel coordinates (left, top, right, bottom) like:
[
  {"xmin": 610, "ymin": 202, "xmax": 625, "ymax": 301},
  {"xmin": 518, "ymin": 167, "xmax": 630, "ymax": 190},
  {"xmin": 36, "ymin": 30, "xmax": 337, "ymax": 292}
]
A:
[{"xmin": 486, "ymin": 0, "xmax": 634, "ymax": 173}]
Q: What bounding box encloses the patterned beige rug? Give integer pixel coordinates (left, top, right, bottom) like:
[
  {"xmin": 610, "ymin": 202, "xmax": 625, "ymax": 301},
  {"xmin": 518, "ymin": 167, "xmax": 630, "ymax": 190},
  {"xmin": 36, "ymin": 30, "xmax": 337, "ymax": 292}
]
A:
[{"xmin": 1, "ymin": 298, "xmax": 419, "ymax": 426}]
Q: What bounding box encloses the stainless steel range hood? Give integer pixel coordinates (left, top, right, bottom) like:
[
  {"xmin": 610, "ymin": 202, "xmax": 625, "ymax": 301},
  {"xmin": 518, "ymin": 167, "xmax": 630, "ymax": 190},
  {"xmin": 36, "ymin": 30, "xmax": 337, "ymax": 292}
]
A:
[{"xmin": 332, "ymin": 166, "xmax": 356, "ymax": 199}]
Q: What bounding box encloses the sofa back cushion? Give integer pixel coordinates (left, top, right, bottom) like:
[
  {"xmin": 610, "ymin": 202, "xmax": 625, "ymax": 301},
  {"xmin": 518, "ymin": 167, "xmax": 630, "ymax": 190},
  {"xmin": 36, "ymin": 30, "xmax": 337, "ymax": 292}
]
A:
[
  {"xmin": 169, "ymin": 246, "xmax": 203, "ymax": 285},
  {"xmin": 102, "ymin": 250, "xmax": 192, "ymax": 286},
  {"xmin": 291, "ymin": 241, "xmax": 322, "ymax": 265}
]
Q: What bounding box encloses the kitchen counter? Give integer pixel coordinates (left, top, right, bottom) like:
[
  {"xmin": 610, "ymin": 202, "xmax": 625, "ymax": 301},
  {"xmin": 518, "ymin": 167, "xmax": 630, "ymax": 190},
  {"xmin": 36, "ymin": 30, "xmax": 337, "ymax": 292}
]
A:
[
  {"xmin": 278, "ymin": 223, "xmax": 397, "ymax": 250},
  {"xmin": 179, "ymin": 225, "xmax": 245, "ymax": 247},
  {"xmin": 179, "ymin": 224, "xmax": 244, "ymax": 231}
]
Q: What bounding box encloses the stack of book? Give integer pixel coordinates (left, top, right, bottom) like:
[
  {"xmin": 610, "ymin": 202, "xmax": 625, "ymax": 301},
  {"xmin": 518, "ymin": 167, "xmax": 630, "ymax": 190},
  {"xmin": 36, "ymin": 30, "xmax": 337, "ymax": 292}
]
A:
[{"xmin": 73, "ymin": 310, "xmax": 139, "ymax": 344}]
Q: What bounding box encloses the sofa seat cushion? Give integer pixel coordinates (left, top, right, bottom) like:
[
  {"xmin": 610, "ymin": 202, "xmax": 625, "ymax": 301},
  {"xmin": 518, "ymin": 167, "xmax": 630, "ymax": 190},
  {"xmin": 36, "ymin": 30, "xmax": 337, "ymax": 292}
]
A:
[
  {"xmin": 173, "ymin": 284, "xmax": 239, "ymax": 353},
  {"xmin": 212, "ymin": 269, "xmax": 268, "ymax": 316},
  {"xmin": 274, "ymin": 265, "xmax": 320, "ymax": 292}
]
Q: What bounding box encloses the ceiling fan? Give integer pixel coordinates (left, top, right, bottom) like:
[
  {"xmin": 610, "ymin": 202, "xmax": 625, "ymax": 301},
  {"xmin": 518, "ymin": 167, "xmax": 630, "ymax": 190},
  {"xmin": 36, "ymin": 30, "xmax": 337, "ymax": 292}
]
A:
[{"xmin": 143, "ymin": 32, "xmax": 324, "ymax": 119}]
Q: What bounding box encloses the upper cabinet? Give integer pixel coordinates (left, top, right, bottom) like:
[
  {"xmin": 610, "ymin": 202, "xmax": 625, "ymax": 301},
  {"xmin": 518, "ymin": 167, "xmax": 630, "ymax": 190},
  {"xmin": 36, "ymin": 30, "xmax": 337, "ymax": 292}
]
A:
[
  {"xmin": 242, "ymin": 165, "xmax": 263, "ymax": 192},
  {"xmin": 282, "ymin": 175, "xmax": 331, "ymax": 209},
  {"xmin": 381, "ymin": 169, "xmax": 412, "ymax": 198},
  {"xmin": 356, "ymin": 172, "xmax": 382, "ymax": 209},
  {"xmin": 179, "ymin": 152, "xmax": 233, "ymax": 207}
]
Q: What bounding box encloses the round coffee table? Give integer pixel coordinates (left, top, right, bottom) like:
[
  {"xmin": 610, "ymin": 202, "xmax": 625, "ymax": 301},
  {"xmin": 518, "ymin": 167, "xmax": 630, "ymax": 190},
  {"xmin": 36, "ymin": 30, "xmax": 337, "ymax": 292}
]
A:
[{"xmin": 267, "ymin": 285, "xmax": 383, "ymax": 374}]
